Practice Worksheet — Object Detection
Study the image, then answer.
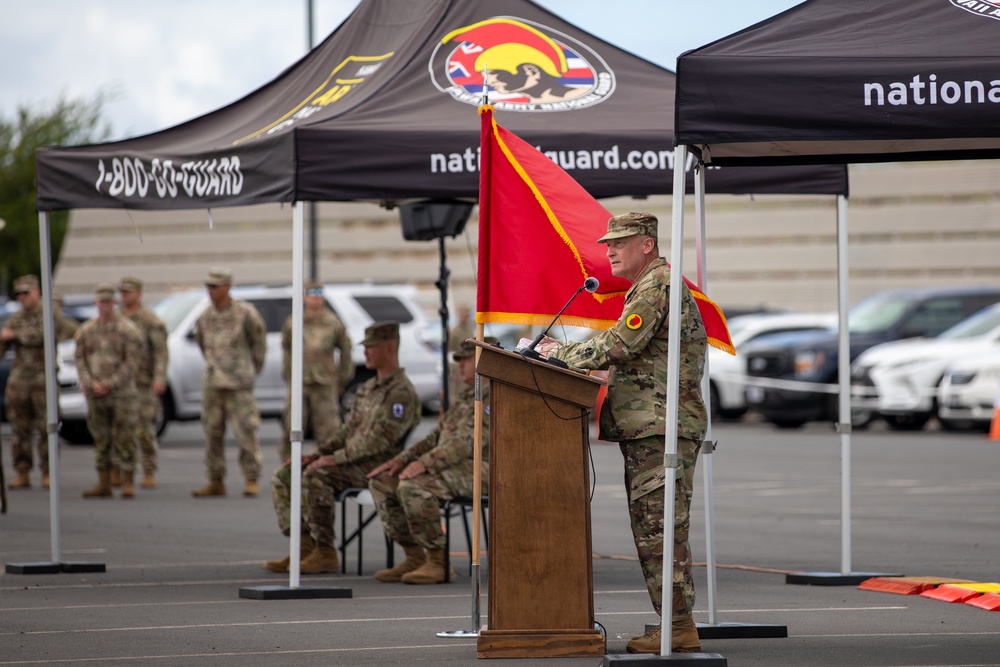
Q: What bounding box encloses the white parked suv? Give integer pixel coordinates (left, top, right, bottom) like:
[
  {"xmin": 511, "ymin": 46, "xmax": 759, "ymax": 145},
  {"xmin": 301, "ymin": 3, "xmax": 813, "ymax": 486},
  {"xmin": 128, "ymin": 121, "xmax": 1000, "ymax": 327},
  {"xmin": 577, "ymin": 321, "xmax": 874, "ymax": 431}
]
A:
[
  {"xmin": 937, "ymin": 349, "xmax": 1000, "ymax": 431},
  {"xmin": 710, "ymin": 312, "xmax": 837, "ymax": 420},
  {"xmin": 57, "ymin": 283, "xmax": 441, "ymax": 444},
  {"xmin": 850, "ymin": 302, "xmax": 1000, "ymax": 430}
]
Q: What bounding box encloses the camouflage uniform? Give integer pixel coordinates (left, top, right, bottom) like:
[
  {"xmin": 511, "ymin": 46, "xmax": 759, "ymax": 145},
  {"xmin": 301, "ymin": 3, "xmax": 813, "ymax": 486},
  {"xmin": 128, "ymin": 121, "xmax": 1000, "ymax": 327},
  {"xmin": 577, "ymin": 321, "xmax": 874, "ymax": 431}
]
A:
[
  {"xmin": 1, "ymin": 276, "xmax": 77, "ymax": 477},
  {"xmin": 195, "ymin": 297, "xmax": 266, "ymax": 482},
  {"xmin": 553, "ymin": 250, "xmax": 707, "ymax": 622},
  {"xmin": 271, "ymin": 367, "xmax": 420, "ymax": 546},
  {"xmin": 123, "ymin": 302, "xmax": 168, "ymax": 475},
  {"xmin": 75, "ymin": 309, "xmax": 143, "ymax": 473},
  {"xmin": 369, "ymin": 381, "xmax": 490, "ymax": 551},
  {"xmin": 278, "ymin": 308, "xmax": 354, "ymax": 461}
]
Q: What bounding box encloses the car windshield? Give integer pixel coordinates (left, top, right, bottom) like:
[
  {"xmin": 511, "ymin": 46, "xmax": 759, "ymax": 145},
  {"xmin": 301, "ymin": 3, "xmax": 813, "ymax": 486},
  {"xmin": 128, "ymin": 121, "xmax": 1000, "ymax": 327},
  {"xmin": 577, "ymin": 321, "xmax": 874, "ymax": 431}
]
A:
[
  {"xmin": 936, "ymin": 304, "xmax": 1000, "ymax": 340},
  {"xmin": 154, "ymin": 292, "xmax": 205, "ymax": 333},
  {"xmin": 848, "ymin": 294, "xmax": 913, "ymax": 334}
]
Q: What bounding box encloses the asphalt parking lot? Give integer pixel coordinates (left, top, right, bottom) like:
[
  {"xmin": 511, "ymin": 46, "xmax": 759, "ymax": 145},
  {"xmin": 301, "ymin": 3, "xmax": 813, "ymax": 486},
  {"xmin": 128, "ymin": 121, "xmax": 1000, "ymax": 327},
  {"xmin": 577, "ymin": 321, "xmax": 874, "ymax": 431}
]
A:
[{"xmin": 1, "ymin": 417, "xmax": 998, "ymax": 666}]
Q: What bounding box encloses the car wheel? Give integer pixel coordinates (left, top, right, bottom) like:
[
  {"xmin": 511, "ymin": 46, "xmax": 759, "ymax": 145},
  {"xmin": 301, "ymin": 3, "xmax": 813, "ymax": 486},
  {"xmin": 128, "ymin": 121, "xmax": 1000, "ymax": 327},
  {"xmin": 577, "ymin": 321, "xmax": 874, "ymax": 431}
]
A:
[
  {"xmin": 718, "ymin": 406, "xmax": 748, "ymax": 421},
  {"xmin": 154, "ymin": 394, "xmax": 169, "ymax": 438},
  {"xmin": 884, "ymin": 412, "xmax": 931, "ymax": 431},
  {"xmin": 60, "ymin": 420, "xmax": 94, "ymax": 446},
  {"xmin": 709, "ymin": 383, "xmax": 721, "ymax": 422},
  {"xmin": 851, "ymin": 408, "xmax": 876, "ymax": 430},
  {"xmin": 937, "ymin": 417, "xmax": 968, "ymax": 432}
]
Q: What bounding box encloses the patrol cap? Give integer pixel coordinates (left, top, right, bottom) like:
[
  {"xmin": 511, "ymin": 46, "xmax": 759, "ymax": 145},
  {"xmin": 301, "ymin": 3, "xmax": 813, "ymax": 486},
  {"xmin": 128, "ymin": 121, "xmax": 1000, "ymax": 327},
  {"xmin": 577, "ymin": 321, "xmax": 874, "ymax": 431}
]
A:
[
  {"xmin": 13, "ymin": 274, "xmax": 39, "ymax": 295},
  {"xmin": 361, "ymin": 321, "xmax": 400, "ymax": 346},
  {"xmin": 94, "ymin": 282, "xmax": 117, "ymax": 301},
  {"xmin": 452, "ymin": 336, "xmax": 498, "ymax": 361},
  {"xmin": 205, "ymin": 267, "xmax": 233, "ymax": 286},
  {"xmin": 597, "ymin": 211, "xmax": 658, "ymax": 243},
  {"xmin": 119, "ymin": 276, "xmax": 143, "ymax": 291}
]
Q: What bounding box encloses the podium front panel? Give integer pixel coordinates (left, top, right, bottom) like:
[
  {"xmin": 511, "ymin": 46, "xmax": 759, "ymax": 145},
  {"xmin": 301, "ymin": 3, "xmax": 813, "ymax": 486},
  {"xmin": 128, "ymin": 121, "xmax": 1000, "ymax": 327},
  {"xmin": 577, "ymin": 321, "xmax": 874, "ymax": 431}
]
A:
[{"xmin": 487, "ymin": 378, "xmax": 595, "ymax": 631}]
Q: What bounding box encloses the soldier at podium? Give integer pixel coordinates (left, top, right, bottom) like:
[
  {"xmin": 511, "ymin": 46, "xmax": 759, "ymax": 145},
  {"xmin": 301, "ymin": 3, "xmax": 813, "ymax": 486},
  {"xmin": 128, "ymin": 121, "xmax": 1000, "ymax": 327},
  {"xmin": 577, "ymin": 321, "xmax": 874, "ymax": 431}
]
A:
[
  {"xmin": 367, "ymin": 337, "xmax": 493, "ymax": 585},
  {"xmin": 537, "ymin": 212, "xmax": 708, "ymax": 654}
]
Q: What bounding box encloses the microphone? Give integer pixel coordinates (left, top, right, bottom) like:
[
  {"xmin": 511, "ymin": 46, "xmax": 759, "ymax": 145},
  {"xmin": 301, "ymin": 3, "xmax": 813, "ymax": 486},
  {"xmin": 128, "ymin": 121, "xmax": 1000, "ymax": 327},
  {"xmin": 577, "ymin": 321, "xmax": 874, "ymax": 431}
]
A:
[{"xmin": 520, "ymin": 277, "xmax": 599, "ymax": 360}]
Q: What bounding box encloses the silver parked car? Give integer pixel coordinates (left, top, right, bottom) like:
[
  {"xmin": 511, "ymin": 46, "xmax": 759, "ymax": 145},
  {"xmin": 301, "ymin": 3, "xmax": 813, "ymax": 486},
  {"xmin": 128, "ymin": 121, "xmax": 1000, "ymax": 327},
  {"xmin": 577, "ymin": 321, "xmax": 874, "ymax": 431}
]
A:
[{"xmin": 57, "ymin": 283, "xmax": 442, "ymax": 444}]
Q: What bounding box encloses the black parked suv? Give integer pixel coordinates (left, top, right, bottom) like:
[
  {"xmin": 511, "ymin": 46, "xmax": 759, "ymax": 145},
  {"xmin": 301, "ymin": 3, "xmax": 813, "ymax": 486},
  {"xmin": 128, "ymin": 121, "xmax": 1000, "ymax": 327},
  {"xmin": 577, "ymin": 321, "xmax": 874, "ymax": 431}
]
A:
[{"xmin": 743, "ymin": 286, "xmax": 1000, "ymax": 428}]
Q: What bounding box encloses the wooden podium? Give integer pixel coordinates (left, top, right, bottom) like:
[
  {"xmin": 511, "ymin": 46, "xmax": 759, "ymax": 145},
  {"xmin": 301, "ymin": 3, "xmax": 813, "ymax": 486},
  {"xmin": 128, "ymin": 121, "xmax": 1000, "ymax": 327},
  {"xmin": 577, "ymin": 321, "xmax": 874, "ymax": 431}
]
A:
[{"xmin": 473, "ymin": 342, "xmax": 607, "ymax": 659}]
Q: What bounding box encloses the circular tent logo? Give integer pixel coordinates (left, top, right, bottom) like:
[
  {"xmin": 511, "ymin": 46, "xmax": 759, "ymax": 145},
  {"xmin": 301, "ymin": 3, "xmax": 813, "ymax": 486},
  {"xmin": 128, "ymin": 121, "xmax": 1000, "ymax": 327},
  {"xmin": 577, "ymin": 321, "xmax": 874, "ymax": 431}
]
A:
[
  {"xmin": 949, "ymin": 0, "xmax": 1000, "ymax": 20},
  {"xmin": 429, "ymin": 16, "xmax": 614, "ymax": 112}
]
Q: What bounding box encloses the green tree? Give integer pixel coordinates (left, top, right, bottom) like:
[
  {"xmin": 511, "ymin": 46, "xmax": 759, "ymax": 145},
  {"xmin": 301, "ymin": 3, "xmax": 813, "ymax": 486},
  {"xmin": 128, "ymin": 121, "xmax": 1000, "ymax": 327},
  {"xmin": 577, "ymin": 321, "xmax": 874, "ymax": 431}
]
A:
[{"xmin": 0, "ymin": 95, "xmax": 110, "ymax": 298}]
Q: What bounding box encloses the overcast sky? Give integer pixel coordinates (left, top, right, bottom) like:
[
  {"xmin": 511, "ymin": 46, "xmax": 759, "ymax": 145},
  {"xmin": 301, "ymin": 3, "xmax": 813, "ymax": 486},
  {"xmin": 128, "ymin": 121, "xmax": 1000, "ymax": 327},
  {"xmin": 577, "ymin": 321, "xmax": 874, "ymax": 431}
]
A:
[{"xmin": 2, "ymin": 1, "xmax": 803, "ymax": 140}]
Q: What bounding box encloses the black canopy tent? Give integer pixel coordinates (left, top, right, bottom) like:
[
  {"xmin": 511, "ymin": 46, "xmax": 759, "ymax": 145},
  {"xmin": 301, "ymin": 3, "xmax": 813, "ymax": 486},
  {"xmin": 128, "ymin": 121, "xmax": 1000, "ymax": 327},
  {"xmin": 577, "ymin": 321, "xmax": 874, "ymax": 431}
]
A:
[
  {"xmin": 675, "ymin": 0, "xmax": 1000, "ymax": 166},
  {"xmin": 35, "ymin": 0, "xmax": 847, "ymax": 209},
  {"xmin": 25, "ymin": 0, "xmax": 850, "ymax": 615},
  {"xmin": 671, "ymin": 0, "xmax": 1000, "ymax": 589}
]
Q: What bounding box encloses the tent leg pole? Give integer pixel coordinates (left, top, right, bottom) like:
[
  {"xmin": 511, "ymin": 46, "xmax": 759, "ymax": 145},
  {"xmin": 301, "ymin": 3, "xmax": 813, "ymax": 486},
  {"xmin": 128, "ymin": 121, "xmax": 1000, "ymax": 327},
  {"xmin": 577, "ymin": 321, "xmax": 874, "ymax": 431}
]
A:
[
  {"xmin": 5, "ymin": 212, "xmax": 105, "ymax": 575},
  {"xmin": 786, "ymin": 195, "xmax": 901, "ymax": 587},
  {"xmin": 836, "ymin": 194, "xmax": 852, "ymax": 576},
  {"xmin": 237, "ymin": 201, "xmax": 351, "ymax": 601}
]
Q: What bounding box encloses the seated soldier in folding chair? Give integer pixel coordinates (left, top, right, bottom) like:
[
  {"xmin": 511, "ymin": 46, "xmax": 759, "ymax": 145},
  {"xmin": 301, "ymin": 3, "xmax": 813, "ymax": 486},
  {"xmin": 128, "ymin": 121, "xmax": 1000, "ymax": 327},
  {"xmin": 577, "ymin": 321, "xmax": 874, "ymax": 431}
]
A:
[
  {"xmin": 367, "ymin": 337, "xmax": 492, "ymax": 585},
  {"xmin": 264, "ymin": 321, "xmax": 420, "ymax": 574}
]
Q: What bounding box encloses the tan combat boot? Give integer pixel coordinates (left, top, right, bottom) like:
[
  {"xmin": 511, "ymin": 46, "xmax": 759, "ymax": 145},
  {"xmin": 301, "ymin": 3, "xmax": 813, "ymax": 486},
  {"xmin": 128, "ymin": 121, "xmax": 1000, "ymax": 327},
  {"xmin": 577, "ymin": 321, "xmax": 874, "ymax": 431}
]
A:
[
  {"xmin": 9, "ymin": 469, "xmax": 31, "ymax": 490},
  {"xmin": 120, "ymin": 471, "xmax": 136, "ymax": 499},
  {"xmin": 192, "ymin": 479, "xmax": 226, "ymax": 497},
  {"xmin": 299, "ymin": 543, "xmax": 340, "ymax": 574},
  {"xmin": 671, "ymin": 613, "xmax": 702, "ymax": 653},
  {"xmin": 242, "ymin": 479, "xmax": 259, "ymax": 497},
  {"xmin": 140, "ymin": 472, "xmax": 156, "ymax": 489},
  {"xmin": 401, "ymin": 548, "xmax": 454, "ymax": 585},
  {"xmin": 82, "ymin": 469, "xmax": 113, "ymax": 498},
  {"xmin": 263, "ymin": 534, "xmax": 316, "ymax": 573},
  {"xmin": 109, "ymin": 466, "xmax": 121, "ymax": 488},
  {"xmin": 626, "ymin": 617, "xmax": 702, "ymax": 654},
  {"xmin": 42, "ymin": 471, "xmax": 50, "ymax": 490},
  {"xmin": 375, "ymin": 545, "xmax": 426, "ymax": 583},
  {"xmin": 626, "ymin": 625, "xmax": 663, "ymax": 654}
]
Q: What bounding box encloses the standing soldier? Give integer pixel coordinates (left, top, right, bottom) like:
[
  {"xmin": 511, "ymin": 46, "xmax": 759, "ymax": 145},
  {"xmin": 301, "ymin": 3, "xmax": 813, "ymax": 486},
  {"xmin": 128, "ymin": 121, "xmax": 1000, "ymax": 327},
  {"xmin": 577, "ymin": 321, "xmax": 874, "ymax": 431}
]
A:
[
  {"xmin": 119, "ymin": 277, "xmax": 168, "ymax": 490},
  {"xmin": 543, "ymin": 212, "xmax": 708, "ymax": 654},
  {"xmin": 1, "ymin": 275, "xmax": 77, "ymax": 490},
  {"xmin": 367, "ymin": 337, "xmax": 493, "ymax": 585},
  {"xmin": 277, "ymin": 281, "xmax": 354, "ymax": 461},
  {"xmin": 192, "ymin": 268, "xmax": 266, "ymax": 498},
  {"xmin": 75, "ymin": 283, "xmax": 143, "ymax": 498}
]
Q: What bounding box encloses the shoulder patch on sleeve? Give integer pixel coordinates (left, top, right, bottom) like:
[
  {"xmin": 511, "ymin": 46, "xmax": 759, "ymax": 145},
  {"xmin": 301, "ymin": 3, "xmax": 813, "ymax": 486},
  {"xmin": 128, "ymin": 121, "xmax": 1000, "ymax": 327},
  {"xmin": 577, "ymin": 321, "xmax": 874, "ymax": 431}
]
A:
[
  {"xmin": 392, "ymin": 403, "xmax": 404, "ymax": 418},
  {"xmin": 626, "ymin": 313, "xmax": 643, "ymax": 330}
]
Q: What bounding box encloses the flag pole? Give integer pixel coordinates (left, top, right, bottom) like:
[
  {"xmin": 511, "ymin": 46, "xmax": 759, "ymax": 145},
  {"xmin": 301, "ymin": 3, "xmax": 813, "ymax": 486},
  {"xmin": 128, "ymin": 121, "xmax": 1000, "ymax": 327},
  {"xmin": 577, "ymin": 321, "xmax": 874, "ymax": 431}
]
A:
[
  {"xmin": 437, "ymin": 327, "xmax": 485, "ymax": 642},
  {"xmin": 437, "ymin": 73, "xmax": 490, "ymax": 640}
]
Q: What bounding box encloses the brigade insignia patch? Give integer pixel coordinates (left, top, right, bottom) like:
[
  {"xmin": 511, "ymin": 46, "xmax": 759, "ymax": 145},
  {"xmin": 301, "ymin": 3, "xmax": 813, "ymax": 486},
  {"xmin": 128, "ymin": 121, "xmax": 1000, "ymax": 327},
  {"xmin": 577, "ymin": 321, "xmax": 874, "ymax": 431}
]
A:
[
  {"xmin": 392, "ymin": 403, "xmax": 404, "ymax": 418},
  {"xmin": 626, "ymin": 313, "xmax": 643, "ymax": 330}
]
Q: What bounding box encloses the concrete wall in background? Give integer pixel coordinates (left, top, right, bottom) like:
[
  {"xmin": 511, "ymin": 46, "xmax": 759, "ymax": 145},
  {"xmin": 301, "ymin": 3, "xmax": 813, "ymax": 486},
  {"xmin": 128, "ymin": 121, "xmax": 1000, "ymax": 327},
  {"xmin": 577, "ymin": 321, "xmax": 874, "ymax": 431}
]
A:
[{"xmin": 53, "ymin": 160, "xmax": 1000, "ymax": 318}]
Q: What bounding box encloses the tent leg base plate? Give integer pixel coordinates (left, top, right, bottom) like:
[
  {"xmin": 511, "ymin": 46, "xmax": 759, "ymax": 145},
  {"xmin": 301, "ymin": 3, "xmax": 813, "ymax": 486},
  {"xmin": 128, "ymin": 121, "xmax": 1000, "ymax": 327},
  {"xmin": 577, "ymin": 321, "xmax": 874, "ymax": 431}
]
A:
[
  {"xmin": 786, "ymin": 571, "xmax": 903, "ymax": 586},
  {"xmin": 238, "ymin": 585, "xmax": 352, "ymax": 600}
]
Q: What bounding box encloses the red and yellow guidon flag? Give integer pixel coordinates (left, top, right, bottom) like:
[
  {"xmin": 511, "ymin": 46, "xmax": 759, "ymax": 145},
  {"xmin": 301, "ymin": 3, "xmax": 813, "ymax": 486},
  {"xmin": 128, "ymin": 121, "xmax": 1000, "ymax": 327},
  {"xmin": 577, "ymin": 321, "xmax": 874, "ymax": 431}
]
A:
[{"xmin": 476, "ymin": 105, "xmax": 734, "ymax": 355}]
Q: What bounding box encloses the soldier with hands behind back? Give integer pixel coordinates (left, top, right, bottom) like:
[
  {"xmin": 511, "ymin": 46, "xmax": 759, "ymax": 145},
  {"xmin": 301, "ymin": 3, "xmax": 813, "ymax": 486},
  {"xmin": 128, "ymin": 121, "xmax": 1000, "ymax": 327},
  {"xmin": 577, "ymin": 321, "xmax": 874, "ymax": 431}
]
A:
[
  {"xmin": 75, "ymin": 283, "xmax": 143, "ymax": 498},
  {"xmin": 118, "ymin": 276, "xmax": 168, "ymax": 490},
  {"xmin": 192, "ymin": 268, "xmax": 267, "ymax": 498},
  {"xmin": 1, "ymin": 274, "xmax": 77, "ymax": 490}
]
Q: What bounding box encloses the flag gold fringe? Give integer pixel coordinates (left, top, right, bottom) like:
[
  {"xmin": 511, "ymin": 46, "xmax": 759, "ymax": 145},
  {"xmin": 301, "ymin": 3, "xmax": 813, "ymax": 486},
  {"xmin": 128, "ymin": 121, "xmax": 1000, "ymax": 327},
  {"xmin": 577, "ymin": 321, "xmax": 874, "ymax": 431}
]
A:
[{"xmin": 477, "ymin": 310, "xmax": 616, "ymax": 330}]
